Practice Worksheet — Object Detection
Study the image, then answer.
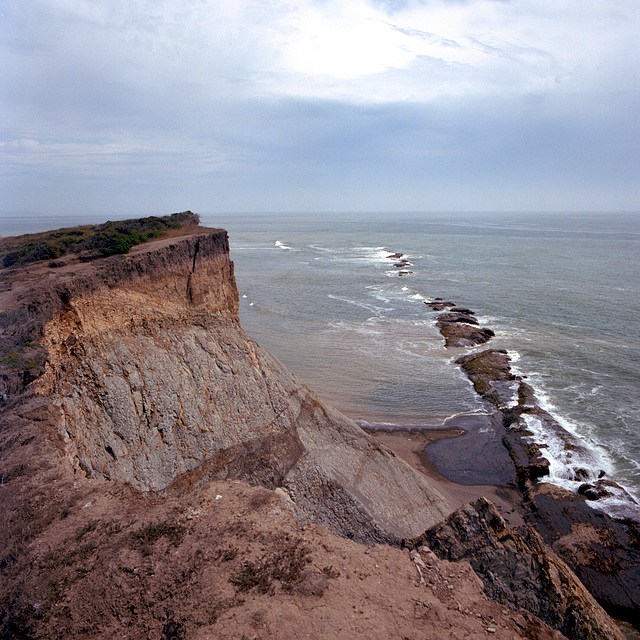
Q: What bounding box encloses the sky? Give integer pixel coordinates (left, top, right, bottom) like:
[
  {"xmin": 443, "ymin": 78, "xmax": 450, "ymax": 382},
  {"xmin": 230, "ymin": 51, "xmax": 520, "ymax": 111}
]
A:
[{"xmin": 1, "ymin": 0, "xmax": 639, "ymax": 222}]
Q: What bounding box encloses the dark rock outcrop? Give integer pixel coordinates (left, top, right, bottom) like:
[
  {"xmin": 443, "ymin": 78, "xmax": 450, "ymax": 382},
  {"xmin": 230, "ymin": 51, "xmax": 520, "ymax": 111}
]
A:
[
  {"xmin": 526, "ymin": 483, "xmax": 640, "ymax": 620},
  {"xmin": 449, "ymin": 307, "xmax": 475, "ymax": 314},
  {"xmin": 418, "ymin": 498, "xmax": 625, "ymax": 640},
  {"xmin": 429, "ymin": 303, "xmax": 495, "ymax": 347},
  {"xmin": 453, "ymin": 348, "xmax": 640, "ymax": 623},
  {"xmin": 424, "ymin": 413, "xmax": 516, "ymax": 486},
  {"xmin": 437, "ymin": 323, "xmax": 495, "ymax": 348},
  {"xmin": 425, "ymin": 300, "xmax": 455, "ymax": 311},
  {"xmin": 436, "ymin": 311, "xmax": 479, "ymax": 325}
]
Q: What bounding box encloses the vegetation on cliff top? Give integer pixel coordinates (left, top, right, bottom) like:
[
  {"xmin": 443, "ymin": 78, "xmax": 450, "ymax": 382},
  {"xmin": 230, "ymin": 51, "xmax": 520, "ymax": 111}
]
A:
[{"xmin": 0, "ymin": 211, "xmax": 200, "ymax": 268}]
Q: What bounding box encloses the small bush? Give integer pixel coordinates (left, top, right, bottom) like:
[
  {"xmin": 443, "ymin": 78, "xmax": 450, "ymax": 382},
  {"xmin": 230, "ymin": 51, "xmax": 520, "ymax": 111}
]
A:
[
  {"xmin": 129, "ymin": 521, "xmax": 185, "ymax": 554},
  {"xmin": 0, "ymin": 211, "xmax": 199, "ymax": 267},
  {"xmin": 231, "ymin": 541, "xmax": 310, "ymax": 594},
  {"xmin": 321, "ymin": 565, "xmax": 340, "ymax": 579}
]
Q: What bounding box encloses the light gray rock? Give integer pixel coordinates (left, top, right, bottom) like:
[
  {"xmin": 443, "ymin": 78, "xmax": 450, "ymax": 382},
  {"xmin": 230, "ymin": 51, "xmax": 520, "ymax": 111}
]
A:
[{"xmin": 37, "ymin": 231, "xmax": 457, "ymax": 542}]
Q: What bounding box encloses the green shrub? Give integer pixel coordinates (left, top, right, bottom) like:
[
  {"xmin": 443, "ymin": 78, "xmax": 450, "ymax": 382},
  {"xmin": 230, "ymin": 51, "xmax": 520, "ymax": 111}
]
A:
[{"xmin": 0, "ymin": 211, "xmax": 199, "ymax": 267}]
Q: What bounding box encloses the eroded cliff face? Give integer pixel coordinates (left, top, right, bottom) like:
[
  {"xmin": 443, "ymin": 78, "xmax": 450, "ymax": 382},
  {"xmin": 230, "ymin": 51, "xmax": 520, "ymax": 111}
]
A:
[{"xmin": 29, "ymin": 229, "xmax": 453, "ymax": 542}]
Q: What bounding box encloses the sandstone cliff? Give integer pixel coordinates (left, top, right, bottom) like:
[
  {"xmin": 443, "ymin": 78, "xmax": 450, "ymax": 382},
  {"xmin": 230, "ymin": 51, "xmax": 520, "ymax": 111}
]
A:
[{"xmin": 2, "ymin": 227, "xmax": 453, "ymax": 544}]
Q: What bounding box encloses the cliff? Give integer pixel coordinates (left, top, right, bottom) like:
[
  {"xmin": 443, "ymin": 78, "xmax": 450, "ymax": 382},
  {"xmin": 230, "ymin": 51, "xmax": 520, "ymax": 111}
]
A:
[
  {"xmin": 0, "ymin": 221, "xmax": 628, "ymax": 640},
  {"xmin": 1, "ymin": 226, "xmax": 453, "ymax": 543}
]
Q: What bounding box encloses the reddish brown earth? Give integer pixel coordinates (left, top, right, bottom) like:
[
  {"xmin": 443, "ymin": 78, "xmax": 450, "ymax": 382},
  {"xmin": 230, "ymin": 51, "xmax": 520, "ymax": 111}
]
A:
[{"xmin": 1, "ymin": 466, "xmax": 567, "ymax": 640}]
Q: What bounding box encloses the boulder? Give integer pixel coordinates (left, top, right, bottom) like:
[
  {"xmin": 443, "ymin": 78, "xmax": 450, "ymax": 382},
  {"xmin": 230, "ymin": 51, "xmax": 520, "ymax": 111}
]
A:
[{"xmin": 449, "ymin": 307, "xmax": 475, "ymax": 314}]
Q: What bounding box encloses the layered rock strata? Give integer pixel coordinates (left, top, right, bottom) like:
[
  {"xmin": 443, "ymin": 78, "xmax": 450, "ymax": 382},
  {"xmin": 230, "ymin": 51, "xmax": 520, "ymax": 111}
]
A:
[
  {"xmin": 2, "ymin": 228, "xmax": 454, "ymax": 544},
  {"xmin": 0, "ymin": 227, "xmax": 632, "ymax": 640}
]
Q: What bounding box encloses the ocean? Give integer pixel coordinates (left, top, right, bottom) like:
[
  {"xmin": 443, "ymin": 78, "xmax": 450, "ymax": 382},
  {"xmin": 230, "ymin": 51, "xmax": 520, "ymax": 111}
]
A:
[
  {"xmin": 203, "ymin": 211, "xmax": 640, "ymax": 517},
  {"xmin": 2, "ymin": 211, "xmax": 639, "ymax": 517}
]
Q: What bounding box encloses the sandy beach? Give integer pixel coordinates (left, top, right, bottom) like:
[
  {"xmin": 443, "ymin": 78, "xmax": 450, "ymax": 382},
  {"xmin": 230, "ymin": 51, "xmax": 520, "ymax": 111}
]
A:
[{"xmin": 369, "ymin": 427, "xmax": 525, "ymax": 527}]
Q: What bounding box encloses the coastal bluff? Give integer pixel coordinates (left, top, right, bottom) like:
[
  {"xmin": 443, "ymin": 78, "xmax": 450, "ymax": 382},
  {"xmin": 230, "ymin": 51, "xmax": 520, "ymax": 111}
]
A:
[
  {"xmin": 0, "ymin": 217, "xmax": 628, "ymax": 640},
  {"xmin": 1, "ymin": 223, "xmax": 452, "ymax": 543}
]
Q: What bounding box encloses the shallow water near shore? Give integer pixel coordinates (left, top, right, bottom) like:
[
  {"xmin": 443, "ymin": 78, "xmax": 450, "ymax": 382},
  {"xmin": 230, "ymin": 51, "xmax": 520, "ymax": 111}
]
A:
[{"xmin": 203, "ymin": 211, "xmax": 640, "ymax": 518}]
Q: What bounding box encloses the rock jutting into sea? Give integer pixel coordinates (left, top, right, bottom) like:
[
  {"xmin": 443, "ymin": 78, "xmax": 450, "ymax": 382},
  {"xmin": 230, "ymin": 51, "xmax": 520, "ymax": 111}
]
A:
[
  {"xmin": 420, "ymin": 292, "xmax": 640, "ymax": 627},
  {"xmin": 385, "ymin": 251, "xmax": 414, "ymax": 276},
  {"xmin": 425, "ymin": 298, "xmax": 496, "ymax": 347},
  {"xmin": 451, "ymin": 346, "xmax": 640, "ymax": 622},
  {"xmin": 415, "ymin": 497, "xmax": 625, "ymax": 640}
]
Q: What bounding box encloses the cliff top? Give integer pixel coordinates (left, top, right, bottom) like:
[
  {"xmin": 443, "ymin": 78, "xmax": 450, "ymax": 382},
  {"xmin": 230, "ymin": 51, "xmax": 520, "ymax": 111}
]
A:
[
  {"xmin": 0, "ymin": 212, "xmax": 226, "ymax": 319},
  {"xmin": 0, "ymin": 215, "xmax": 231, "ymax": 403},
  {"xmin": 0, "ymin": 211, "xmax": 203, "ymax": 269}
]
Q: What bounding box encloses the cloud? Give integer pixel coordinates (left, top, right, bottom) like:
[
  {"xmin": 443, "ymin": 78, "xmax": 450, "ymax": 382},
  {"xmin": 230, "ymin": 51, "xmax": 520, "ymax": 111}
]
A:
[{"xmin": 1, "ymin": 0, "xmax": 639, "ymax": 217}]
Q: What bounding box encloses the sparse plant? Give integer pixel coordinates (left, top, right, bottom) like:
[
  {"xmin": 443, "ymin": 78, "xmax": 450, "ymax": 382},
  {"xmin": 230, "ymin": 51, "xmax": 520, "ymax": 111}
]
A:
[
  {"xmin": 217, "ymin": 546, "xmax": 238, "ymax": 562},
  {"xmin": 128, "ymin": 521, "xmax": 185, "ymax": 555},
  {"xmin": 74, "ymin": 519, "xmax": 99, "ymax": 542},
  {"xmin": 0, "ymin": 211, "xmax": 199, "ymax": 267},
  {"xmin": 321, "ymin": 565, "xmax": 340, "ymax": 579},
  {"xmin": 230, "ymin": 540, "xmax": 310, "ymax": 594}
]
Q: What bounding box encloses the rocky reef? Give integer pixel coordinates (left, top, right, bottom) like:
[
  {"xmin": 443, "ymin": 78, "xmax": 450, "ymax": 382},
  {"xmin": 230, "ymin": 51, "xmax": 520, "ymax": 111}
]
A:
[
  {"xmin": 0, "ymin": 220, "xmax": 633, "ymax": 639},
  {"xmin": 451, "ymin": 348, "xmax": 640, "ymax": 626},
  {"xmin": 425, "ymin": 299, "xmax": 495, "ymax": 347}
]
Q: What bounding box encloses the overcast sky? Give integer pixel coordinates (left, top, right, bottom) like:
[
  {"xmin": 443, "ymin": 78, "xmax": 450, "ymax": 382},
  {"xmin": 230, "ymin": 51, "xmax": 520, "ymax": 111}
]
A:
[{"xmin": 1, "ymin": 0, "xmax": 639, "ymax": 220}]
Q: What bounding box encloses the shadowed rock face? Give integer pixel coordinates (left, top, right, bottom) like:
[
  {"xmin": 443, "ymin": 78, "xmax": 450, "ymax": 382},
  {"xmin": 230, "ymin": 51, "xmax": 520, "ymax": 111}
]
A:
[
  {"xmin": 18, "ymin": 230, "xmax": 454, "ymax": 543},
  {"xmin": 418, "ymin": 498, "xmax": 625, "ymax": 640}
]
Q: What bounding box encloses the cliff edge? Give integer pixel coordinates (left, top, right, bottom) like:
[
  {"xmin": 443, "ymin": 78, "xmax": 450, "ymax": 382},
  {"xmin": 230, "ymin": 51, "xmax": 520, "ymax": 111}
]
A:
[
  {"xmin": 1, "ymin": 223, "xmax": 453, "ymax": 544},
  {"xmin": 0, "ymin": 218, "xmax": 627, "ymax": 640}
]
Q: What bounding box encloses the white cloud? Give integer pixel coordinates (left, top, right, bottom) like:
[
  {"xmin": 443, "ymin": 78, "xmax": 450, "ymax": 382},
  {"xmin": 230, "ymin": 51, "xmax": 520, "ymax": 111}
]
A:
[
  {"xmin": 265, "ymin": 0, "xmax": 640, "ymax": 102},
  {"xmin": 1, "ymin": 0, "xmax": 638, "ymax": 215},
  {"xmin": 6, "ymin": 0, "xmax": 637, "ymax": 106}
]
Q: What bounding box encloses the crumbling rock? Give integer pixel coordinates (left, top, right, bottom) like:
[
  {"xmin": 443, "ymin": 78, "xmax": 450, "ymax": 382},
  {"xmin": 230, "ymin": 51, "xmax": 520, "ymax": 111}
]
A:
[
  {"xmin": 9, "ymin": 229, "xmax": 455, "ymax": 544},
  {"xmin": 437, "ymin": 323, "xmax": 495, "ymax": 348},
  {"xmin": 418, "ymin": 498, "xmax": 625, "ymax": 640}
]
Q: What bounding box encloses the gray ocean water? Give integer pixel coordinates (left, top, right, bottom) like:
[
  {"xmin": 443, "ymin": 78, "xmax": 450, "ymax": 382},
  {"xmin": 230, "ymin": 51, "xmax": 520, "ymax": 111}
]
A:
[
  {"xmin": 2, "ymin": 211, "xmax": 639, "ymax": 512},
  {"xmin": 203, "ymin": 211, "xmax": 640, "ymax": 511}
]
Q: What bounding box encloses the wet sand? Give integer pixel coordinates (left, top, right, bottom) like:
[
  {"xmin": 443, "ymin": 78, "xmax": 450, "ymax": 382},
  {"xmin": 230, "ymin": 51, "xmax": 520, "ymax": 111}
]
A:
[{"xmin": 369, "ymin": 427, "xmax": 525, "ymax": 527}]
